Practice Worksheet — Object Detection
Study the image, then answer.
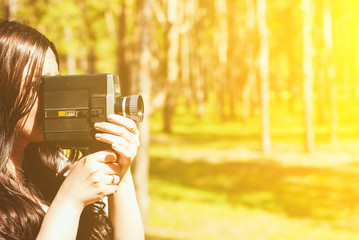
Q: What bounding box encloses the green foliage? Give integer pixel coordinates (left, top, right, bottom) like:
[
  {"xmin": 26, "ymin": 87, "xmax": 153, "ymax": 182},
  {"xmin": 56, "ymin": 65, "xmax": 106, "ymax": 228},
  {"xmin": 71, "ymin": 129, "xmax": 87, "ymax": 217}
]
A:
[{"xmin": 14, "ymin": 0, "xmax": 122, "ymax": 74}]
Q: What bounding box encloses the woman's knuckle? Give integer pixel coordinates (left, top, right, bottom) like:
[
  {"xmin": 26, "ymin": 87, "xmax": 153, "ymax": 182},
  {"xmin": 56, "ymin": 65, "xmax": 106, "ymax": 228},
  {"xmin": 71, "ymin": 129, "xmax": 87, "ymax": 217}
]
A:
[
  {"xmin": 130, "ymin": 121, "xmax": 137, "ymax": 130},
  {"xmin": 86, "ymin": 161, "xmax": 97, "ymax": 172},
  {"xmin": 118, "ymin": 126, "xmax": 126, "ymax": 136},
  {"xmin": 97, "ymin": 192, "xmax": 105, "ymax": 200},
  {"xmin": 119, "ymin": 156, "xmax": 131, "ymax": 166},
  {"xmin": 88, "ymin": 172, "xmax": 99, "ymax": 183}
]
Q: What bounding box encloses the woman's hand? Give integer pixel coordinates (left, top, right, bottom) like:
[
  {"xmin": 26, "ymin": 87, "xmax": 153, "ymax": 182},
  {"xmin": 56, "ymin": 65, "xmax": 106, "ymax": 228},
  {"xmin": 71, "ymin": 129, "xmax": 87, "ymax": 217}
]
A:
[
  {"xmin": 38, "ymin": 115, "xmax": 141, "ymax": 239},
  {"xmin": 55, "ymin": 114, "xmax": 140, "ymax": 210},
  {"xmin": 57, "ymin": 150, "xmax": 121, "ymax": 210},
  {"xmin": 94, "ymin": 114, "xmax": 140, "ymax": 180}
]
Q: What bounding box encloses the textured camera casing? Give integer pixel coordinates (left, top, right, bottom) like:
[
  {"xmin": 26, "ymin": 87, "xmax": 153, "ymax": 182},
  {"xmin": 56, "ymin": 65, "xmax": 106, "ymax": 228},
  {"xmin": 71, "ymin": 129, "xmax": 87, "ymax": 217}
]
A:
[{"xmin": 41, "ymin": 74, "xmax": 119, "ymax": 148}]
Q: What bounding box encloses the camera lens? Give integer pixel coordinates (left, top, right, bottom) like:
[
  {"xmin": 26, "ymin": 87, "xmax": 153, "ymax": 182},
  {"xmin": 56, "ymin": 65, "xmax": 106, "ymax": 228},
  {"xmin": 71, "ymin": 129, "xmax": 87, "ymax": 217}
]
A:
[{"xmin": 115, "ymin": 95, "xmax": 144, "ymax": 122}]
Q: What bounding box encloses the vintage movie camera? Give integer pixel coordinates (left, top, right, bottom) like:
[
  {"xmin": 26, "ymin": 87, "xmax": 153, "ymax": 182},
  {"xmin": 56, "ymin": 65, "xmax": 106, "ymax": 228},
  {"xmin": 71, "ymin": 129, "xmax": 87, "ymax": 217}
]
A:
[{"xmin": 41, "ymin": 74, "xmax": 144, "ymax": 150}]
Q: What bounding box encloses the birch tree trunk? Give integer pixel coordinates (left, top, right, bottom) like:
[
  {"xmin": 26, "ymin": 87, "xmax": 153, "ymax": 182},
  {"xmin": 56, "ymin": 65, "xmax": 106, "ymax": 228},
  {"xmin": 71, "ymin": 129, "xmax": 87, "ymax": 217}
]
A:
[
  {"xmin": 64, "ymin": 26, "xmax": 76, "ymax": 75},
  {"xmin": 242, "ymin": 0, "xmax": 256, "ymax": 122},
  {"xmin": 193, "ymin": 53, "xmax": 205, "ymax": 119},
  {"xmin": 215, "ymin": 0, "xmax": 228, "ymax": 121},
  {"xmin": 163, "ymin": 0, "xmax": 179, "ymax": 133},
  {"xmin": 186, "ymin": 0, "xmax": 206, "ymax": 119},
  {"xmin": 116, "ymin": 2, "xmax": 131, "ymax": 95},
  {"xmin": 4, "ymin": 0, "xmax": 17, "ymax": 20},
  {"xmin": 256, "ymin": 0, "xmax": 271, "ymax": 153},
  {"xmin": 133, "ymin": 0, "xmax": 152, "ymax": 226},
  {"xmin": 323, "ymin": 0, "xmax": 337, "ymax": 144},
  {"xmin": 302, "ymin": 0, "xmax": 315, "ymax": 152},
  {"xmin": 179, "ymin": 0, "xmax": 192, "ymax": 108},
  {"xmin": 80, "ymin": 2, "xmax": 97, "ymax": 74},
  {"xmin": 227, "ymin": 0, "xmax": 237, "ymax": 120}
]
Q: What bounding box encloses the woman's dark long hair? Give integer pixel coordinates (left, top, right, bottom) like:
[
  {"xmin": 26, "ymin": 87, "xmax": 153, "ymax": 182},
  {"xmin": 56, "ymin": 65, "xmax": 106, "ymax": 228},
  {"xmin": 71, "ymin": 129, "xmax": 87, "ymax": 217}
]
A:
[{"xmin": 0, "ymin": 19, "xmax": 112, "ymax": 240}]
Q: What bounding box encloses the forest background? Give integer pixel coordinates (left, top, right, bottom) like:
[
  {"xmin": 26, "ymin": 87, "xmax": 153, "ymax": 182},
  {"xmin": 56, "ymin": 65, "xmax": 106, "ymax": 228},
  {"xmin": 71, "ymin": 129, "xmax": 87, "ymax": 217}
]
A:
[{"xmin": 2, "ymin": 0, "xmax": 359, "ymax": 239}]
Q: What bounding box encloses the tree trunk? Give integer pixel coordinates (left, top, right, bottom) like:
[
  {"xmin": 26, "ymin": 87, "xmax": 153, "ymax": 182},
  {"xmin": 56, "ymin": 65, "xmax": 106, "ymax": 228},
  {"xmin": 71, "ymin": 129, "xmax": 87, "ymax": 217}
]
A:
[
  {"xmin": 193, "ymin": 54, "xmax": 205, "ymax": 119},
  {"xmin": 163, "ymin": 0, "xmax": 179, "ymax": 133},
  {"xmin": 302, "ymin": 0, "xmax": 315, "ymax": 152},
  {"xmin": 256, "ymin": 0, "xmax": 271, "ymax": 154},
  {"xmin": 323, "ymin": 0, "xmax": 337, "ymax": 144},
  {"xmin": 227, "ymin": 0, "xmax": 237, "ymax": 120},
  {"xmin": 179, "ymin": 0, "xmax": 192, "ymax": 108},
  {"xmin": 215, "ymin": 0, "xmax": 228, "ymax": 121},
  {"xmin": 4, "ymin": 0, "xmax": 17, "ymax": 20},
  {"xmin": 242, "ymin": 0, "xmax": 256, "ymax": 122},
  {"xmin": 133, "ymin": 0, "xmax": 152, "ymax": 226},
  {"xmin": 80, "ymin": 2, "xmax": 97, "ymax": 74},
  {"xmin": 64, "ymin": 26, "xmax": 76, "ymax": 75},
  {"xmin": 116, "ymin": 2, "xmax": 131, "ymax": 95},
  {"xmin": 87, "ymin": 42, "xmax": 96, "ymax": 74},
  {"xmin": 186, "ymin": 0, "xmax": 206, "ymax": 119}
]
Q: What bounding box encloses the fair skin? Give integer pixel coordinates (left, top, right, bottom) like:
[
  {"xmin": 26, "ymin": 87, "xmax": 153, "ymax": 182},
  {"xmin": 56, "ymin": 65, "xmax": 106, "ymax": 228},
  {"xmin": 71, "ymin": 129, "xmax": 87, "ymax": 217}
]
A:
[{"xmin": 8, "ymin": 48, "xmax": 144, "ymax": 240}]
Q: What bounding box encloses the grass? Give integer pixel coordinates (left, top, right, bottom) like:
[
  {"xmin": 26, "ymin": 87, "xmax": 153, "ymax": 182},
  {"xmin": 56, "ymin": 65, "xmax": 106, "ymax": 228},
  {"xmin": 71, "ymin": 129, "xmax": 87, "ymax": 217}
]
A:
[{"xmin": 144, "ymin": 98, "xmax": 359, "ymax": 240}]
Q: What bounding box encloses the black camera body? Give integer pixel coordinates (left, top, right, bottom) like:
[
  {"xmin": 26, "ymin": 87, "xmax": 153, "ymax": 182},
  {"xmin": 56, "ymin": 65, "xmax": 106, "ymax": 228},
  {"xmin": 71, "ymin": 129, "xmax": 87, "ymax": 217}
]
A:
[{"xmin": 41, "ymin": 74, "xmax": 143, "ymax": 149}]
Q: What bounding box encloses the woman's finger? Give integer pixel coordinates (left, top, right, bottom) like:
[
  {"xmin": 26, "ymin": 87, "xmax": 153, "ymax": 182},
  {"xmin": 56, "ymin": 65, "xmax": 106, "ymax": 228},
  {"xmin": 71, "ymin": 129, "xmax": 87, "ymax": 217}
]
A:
[
  {"xmin": 112, "ymin": 142, "xmax": 133, "ymax": 167},
  {"xmin": 107, "ymin": 114, "xmax": 139, "ymax": 135},
  {"xmin": 94, "ymin": 133, "xmax": 136, "ymax": 162},
  {"xmin": 106, "ymin": 174, "xmax": 120, "ymax": 185},
  {"xmin": 95, "ymin": 133, "xmax": 129, "ymax": 148},
  {"xmin": 103, "ymin": 184, "xmax": 119, "ymax": 196},
  {"xmin": 112, "ymin": 143, "xmax": 131, "ymax": 157},
  {"xmin": 102, "ymin": 162, "xmax": 121, "ymax": 175},
  {"xmin": 84, "ymin": 150, "xmax": 117, "ymax": 164},
  {"xmin": 94, "ymin": 122, "xmax": 138, "ymax": 145}
]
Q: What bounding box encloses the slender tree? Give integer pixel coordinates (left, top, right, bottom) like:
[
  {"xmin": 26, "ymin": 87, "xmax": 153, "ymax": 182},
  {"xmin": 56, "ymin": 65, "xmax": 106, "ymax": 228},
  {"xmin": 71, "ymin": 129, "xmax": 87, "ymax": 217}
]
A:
[
  {"xmin": 226, "ymin": 0, "xmax": 239, "ymax": 120},
  {"xmin": 242, "ymin": 0, "xmax": 257, "ymax": 122},
  {"xmin": 132, "ymin": 0, "xmax": 152, "ymax": 226},
  {"xmin": 64, "ymin": 26, "xmax": 76, "ymax": 74},
  {"xmin": 179, "ymin": 0, "xmax": 192, "ymax": 108},
  {"xmin": 189, "ymin": 0, "xmax": 206, "ymax": 119},
  {"xmin": 4, "ymin": 0, "xmax": 17, "ymax": 20},
  {"xmin": 302, "ymin": 0, "xmax": 315, "ymax": 152},
  {"xmin": 322, "ymin": 0, "xmax": 337, "ymax": 144},
  {"xmin": 116, "ymin": 1, "xmax": 131, "ymax": 95},
  {"xmin": 163, "ymin": 0, "xmax": 179, "ymax": 133},
  {"xmin": 215, "ymin": 0, "xmax": 228, "ymax": 121},
  {"xmin": 256, "ymin": 0, "xmax": 271, "ymax": 153}
]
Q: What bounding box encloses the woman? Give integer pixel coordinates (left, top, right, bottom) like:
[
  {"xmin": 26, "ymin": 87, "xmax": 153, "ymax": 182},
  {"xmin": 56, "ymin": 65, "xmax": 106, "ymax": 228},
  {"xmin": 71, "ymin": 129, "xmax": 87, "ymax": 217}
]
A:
[{"xmin": 0, "ymin": 19, "xmax": 144, "ymax": 239}]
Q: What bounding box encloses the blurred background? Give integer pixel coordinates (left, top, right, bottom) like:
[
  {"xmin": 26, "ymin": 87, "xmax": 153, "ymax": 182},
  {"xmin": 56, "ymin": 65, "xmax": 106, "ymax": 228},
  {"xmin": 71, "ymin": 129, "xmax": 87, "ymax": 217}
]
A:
[{"xmin": 2, "ymin": 0, "xmax": 359, "ymax": 239}]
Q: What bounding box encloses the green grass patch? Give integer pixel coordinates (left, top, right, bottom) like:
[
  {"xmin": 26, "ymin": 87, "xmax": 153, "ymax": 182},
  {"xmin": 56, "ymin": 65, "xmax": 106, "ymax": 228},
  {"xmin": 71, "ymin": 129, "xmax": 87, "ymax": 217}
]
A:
[{"xmin": 145, "ymin": 98, "xmax": 359, "ymax": 239}]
